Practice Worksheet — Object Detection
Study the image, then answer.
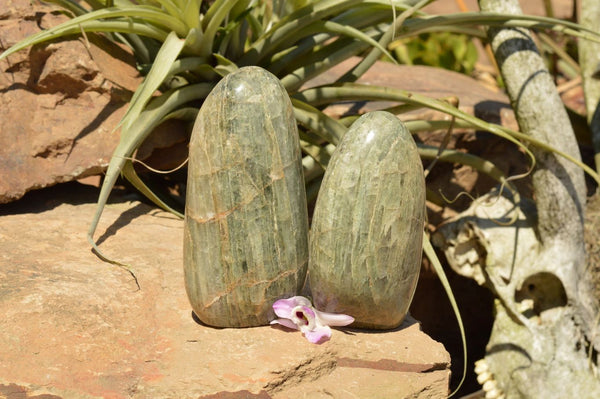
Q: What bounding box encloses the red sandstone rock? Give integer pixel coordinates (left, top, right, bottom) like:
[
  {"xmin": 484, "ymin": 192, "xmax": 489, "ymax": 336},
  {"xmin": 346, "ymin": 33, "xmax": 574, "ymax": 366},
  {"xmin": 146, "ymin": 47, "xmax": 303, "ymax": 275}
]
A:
[
  {"xmin": 0, "ymin": 0, "xmax": 141, "ymax": 204},
  {"xmin": 0, "ymin": 188, "xmax": 450, "ymax": 398}
]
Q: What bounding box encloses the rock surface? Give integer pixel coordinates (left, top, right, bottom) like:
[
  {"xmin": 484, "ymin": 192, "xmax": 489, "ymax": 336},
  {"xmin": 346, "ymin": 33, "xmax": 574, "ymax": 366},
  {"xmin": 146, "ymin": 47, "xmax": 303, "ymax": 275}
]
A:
[
  {"xmin": 0, "ymin": 184, "xmax": 450, "ymax": 398},
  {"xmin": 0, "ymin": 0, "xmax": 141, "ymax": 204}
]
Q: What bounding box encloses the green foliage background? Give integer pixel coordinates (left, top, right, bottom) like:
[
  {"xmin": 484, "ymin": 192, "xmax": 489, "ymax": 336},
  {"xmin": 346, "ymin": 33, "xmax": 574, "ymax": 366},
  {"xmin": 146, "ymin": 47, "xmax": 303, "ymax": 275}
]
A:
[{"xmin": 391, "ymin": 32, "xmax": 478, "ymax": 74}]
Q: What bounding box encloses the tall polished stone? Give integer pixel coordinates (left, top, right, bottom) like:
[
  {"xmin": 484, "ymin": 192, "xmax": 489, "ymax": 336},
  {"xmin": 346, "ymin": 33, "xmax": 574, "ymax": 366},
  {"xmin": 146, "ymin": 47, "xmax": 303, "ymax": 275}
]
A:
[
  {"xmin": 309, "ymin": 111, "xmax": 425, "ymax": 329},
  {"xmin": 184, "ymin": 67, "xmax": 309, "ymax": 327}
]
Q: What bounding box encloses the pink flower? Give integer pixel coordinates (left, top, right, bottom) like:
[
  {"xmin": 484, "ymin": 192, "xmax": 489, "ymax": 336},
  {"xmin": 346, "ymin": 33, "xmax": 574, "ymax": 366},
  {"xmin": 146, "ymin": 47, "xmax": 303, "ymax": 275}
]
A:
[{"xmin": 270, "ymin": 296, "xmax": 354, "ymax": 344}]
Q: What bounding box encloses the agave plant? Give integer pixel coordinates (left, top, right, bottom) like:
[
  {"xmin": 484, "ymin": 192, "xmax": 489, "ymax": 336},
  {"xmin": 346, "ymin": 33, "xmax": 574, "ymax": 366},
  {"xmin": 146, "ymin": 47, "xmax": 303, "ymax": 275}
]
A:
[{"xmin": 3, "ymin": 0, "xmax": 600, "ymax": 396}]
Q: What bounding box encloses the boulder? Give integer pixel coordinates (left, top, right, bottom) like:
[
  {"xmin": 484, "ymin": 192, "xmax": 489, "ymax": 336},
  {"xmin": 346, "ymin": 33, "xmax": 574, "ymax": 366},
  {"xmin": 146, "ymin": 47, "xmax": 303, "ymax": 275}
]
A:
[{"xmin": 0, "ymin": 0, "xmax": 141, "ymax": 204}]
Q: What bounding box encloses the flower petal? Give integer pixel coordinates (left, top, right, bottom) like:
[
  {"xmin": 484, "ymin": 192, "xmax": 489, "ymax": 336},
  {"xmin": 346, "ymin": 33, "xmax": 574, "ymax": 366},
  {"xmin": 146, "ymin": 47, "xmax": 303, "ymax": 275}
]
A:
[
  {"xmin": 272, "ymin": 296, "xmax": 312, "ymax": 318},
  {"xmin": 270, "ymin": 318, "xmax": 299, "ymax": 330},
  {"xmin": 271, "ymin": 296, "xmax": 354, "ymax": 344},
  {"xmin": 300, "ymin": 305, "xmax": 315, "ymax": 319},
  {"xmin": 302, "ymin": 325, "xmax": 332, "ymax": 344},
  {"xmin": 314, "ymin": 310, "xmax": 355, "ymax": 327},
  {"xmin": 272, "ymin": 298, "xmax": 297, "ymax": 318}
]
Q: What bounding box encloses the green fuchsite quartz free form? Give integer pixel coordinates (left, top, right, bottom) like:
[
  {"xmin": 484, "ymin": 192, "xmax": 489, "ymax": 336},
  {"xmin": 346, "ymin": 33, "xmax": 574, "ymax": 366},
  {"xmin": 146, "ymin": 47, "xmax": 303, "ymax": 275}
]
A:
[
  {"xmin": 309, "ymin": 111, "xmax": 425, "ymax": 330},
  {"xmin": 184, "ymin": 67, "xmax": 309, "ymax": 328}
]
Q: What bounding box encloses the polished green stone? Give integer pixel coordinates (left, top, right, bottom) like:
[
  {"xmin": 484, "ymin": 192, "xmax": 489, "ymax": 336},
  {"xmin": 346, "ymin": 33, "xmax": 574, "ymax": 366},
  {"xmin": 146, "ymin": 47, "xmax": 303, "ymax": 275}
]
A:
[
  {"xmin": 309, "ymin": 111, "xmax": 425, "ymax": 330},
  {"xmin": 184, "ymin": 67, "xmax": 309, "ymax": 328}
]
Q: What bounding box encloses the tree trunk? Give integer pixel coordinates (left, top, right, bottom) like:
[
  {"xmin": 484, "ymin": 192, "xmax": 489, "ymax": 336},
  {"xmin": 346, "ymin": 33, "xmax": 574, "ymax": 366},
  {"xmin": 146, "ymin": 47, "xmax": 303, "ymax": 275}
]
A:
[{"xmin": 433, "ymin": 0, "xmax": 600, "ymax": 397}]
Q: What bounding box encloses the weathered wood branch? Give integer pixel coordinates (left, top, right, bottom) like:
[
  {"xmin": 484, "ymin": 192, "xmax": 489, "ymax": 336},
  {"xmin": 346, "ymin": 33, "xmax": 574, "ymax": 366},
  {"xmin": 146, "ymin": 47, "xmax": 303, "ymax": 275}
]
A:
[{"xmin": 481, "ymin": 0, "xmax": 585, "ymax": 245}]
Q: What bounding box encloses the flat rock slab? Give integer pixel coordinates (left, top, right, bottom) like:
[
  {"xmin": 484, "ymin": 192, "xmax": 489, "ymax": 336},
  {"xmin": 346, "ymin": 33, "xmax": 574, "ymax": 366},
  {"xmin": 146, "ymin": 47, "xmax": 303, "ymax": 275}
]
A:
[{"xmin": 0, "ymin": 190, "xmax": 450, "ymax": 398}]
